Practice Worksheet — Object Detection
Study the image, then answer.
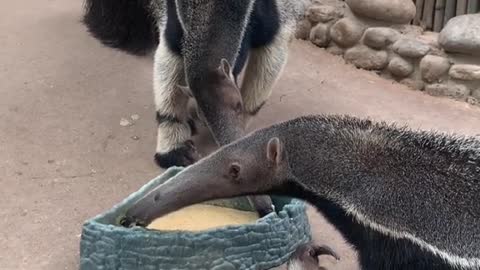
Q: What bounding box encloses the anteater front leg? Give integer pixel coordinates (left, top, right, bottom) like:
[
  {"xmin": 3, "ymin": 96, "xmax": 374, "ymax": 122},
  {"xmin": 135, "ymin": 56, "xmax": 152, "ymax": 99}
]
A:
[
  {"xmin": 153, "ymin": 37, "xmax": 198, "ymax": 168},
  {"xmin": 240, "ymin": 24, "xmax": 294, "ymax": 121}
]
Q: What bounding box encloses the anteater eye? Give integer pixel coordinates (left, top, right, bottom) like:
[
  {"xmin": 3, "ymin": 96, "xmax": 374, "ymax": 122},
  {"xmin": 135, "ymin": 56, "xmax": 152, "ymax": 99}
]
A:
[
  {"xmin": 228, "ymin": 163, "xmax": 241, "ymax": 180},
  {"xmin": 234, "ymin": 102, "xmax": 243, "ymax": 114}
]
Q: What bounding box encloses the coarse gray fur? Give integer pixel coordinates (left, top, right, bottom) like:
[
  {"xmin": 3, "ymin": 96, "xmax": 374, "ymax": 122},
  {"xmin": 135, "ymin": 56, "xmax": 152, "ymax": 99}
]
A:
[
  {"xmin": 176, "ymin": 0, "xmax": 255, "ymax": 80},
  {"xmin": 176, "ymin": 0, "xmax": 309, "ymax": 80},
  {"xmin": 125, "ymin": 115, "xmax": 480, "ymax": 270}
]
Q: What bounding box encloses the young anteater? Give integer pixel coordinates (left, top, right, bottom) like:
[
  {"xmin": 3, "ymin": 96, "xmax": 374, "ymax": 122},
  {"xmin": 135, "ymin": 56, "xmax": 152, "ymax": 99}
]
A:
[
  {"xmin": 125, "ymin": 115, "xmax": 480, "ymax": 270},
  {"xmin": 83, "ymin": 0, "xmax": 307, "ymax": 217},
  {"xmin": 83, "ymin": 0, "xmax": 307, "ymax": 168}
]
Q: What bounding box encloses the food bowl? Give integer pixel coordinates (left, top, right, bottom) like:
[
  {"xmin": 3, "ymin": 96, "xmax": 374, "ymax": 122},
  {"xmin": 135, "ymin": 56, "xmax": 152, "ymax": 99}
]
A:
[{"xmin": 80, "ymin": 167, "xmax": 311, "ymax": 270}]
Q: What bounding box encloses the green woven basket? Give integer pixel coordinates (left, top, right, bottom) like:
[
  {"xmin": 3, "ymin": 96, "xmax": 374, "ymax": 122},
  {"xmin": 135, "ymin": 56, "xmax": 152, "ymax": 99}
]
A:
[{"xmin": 80, "ymin": 167, "xmax": 311, "ymax": 270}]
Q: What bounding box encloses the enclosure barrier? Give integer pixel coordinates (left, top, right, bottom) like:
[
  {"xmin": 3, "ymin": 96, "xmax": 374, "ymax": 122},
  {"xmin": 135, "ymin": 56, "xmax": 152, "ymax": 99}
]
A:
[{"xmin": 413, "ymin": 0, "xmax": 480, "ymax": 32}]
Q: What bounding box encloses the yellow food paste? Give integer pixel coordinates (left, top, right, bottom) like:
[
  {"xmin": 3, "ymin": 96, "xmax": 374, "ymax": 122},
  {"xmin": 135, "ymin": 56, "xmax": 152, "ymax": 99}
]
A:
[{"xmin": 147, "ymin": 204, "xmax": 259, "ymax": 231}]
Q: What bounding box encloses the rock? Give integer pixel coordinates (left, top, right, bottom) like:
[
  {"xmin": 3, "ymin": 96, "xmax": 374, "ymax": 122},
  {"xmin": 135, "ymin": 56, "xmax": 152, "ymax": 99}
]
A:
[
  {"xmin": 312, "ymin": 0, "xmax": 347, "ymax": 8},
  {"xmin": 326, "ymin": 43, "xmax": 344, "ymax": 55},
  {"xmin": 419, "ymin": 55, "xmax": 451, "ymax": 83},
  {"xmin": 344, "ymin": 45, "xmax": 388, "ymax": 70},
  {"xmin": 428, "ymin": 47, "xmax": 448, "ymax": 57},
  {"xmin": 467, "ymin": 96, "xmax": 478, "ymax": 106},
  {"xmin": 346, "ymin": 0, "xmax": 416, "ymax": 24},
  {"xmin": 131, "ymin": 114, "xmax": 140, "ymax": 121},
  {"xmin": 309, "ymin": 23, "xmax": 331, "ymax": 47},
  {"xmin": 449, "ymin": 64, "xmax": 480, "ymax": 81},
  {"xmin": 131, "ymin": 135, "xmax": 140, "ymax": 141},
  {"xmin": 439, "ymin": 14, "xmax": 480, "ymax": 56},
  {"xmin": 400, "ymin": 78, "xmax": 425, "ymax": 90},
  {"xmin": 417, "ymin": 32, "xmax": 440, "ymax": 48},
  {"xmin": 312, "ymin": 0, "xmax": 349, "ymax": 13},
  {"xmin": 312, "ymin": 0, "xmax": 339, "ymax": 5},
  {"xmin": 418, "ymin": 32, "xmax": 446, "ymax": 56},
  {"xmin": 473, "ymin": 89, "xmax": 480, "ymax": 100},
  {"xmin": 306, "ymin": 5, "xmax": 343, "ymax": 23},
  {"xmin": 330, "ymin": 18, "xmax": 365, "ymax": 48},
  {"xmin": 420, "ymin": 37, "xmax": 445, "ymax": 57},
  {"xmin": 120, "ymin": 118, "xmax": 132, "ymax": 127},
  {"xmin": 387, "ymin": 57, "xmax": 413, "ymax": 78},
  {"xmin": 363, "ymin": 27, "xmax": 400, "ymax": 49},
  {"xmin": 392, "ymin": 38, "xmax": 431, "ymax": 58},
  {"xmin": 392, "ymin": 24, "xmax": 424, "ymax": 38},
  {"xmin": 295, "ymin": 19, "xmax": 312, "ymax": 40},
  {"xmin": 425, "ymin": 83, "xmax": 471, "ymax": 101}
]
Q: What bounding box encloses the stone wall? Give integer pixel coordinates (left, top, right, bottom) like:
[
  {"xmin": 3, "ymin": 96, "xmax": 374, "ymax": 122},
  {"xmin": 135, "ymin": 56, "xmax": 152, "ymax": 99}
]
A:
[{"xmin": 296, "ymin": 0, "xmax": 480, "ymax": 107}]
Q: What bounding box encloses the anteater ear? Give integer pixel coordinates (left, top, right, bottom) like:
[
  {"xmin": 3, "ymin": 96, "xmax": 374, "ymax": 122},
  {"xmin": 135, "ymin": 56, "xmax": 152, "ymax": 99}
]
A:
[
  {"xmin": 266, "ymin": 137, "xmax": 284, "ymax": 165},
  {"xmin": 177, "ymin": 84, "xmax": 193, "ymax": 98},
  {"xmin": 220, "ymin": 58, "xmax": 233, "ymax": 77}
]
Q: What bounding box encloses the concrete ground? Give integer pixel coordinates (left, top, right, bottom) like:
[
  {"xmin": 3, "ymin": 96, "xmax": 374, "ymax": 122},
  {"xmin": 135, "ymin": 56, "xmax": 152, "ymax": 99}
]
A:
[{"xmin": 1, "ymin": 0, "xmax": 479, "ymax": 269}]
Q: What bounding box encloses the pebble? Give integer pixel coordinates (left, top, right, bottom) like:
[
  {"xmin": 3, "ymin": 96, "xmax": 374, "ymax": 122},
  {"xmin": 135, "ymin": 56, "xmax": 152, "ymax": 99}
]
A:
[
  {"xmin": 425, "ymin": 83, "xmax": 470, "ymax": 101},
  {"xmin": 400, "ymin": 78, "xmax": 425, "ymax": 90},
  {"xmin": 419, "ymin": 55, "xmax": 451, "ymax": 83},
  {"xmin": 306, "ymin": 4, "xmax": 343, "ymax": 23},
  {"xmin": 330, "ymin": 18, "xmax": 365, "ymax": 48},
  {"xmin": 295, "ymin": 19, "xmax": 312, "ymax": 40},
  {"xmin": 344, "ymin": 45, "xmax": 388, "ymax": 70},
  {"xmin": 467, "ymin": 96, "xmax": 478, "ymax": 106},
  {"xmin": 326, "ymin": 43, "xmax": 344, "ymax": 56},
  {"xmin": 417, "ymin": 32, "xmax": 445, "ymax": 57},
  {"xmin": 363, "ymin": 27, "xmax": 400, "ymax": 49},
  {"xmin": 131, "ymin": 135, "xmax": 140, "ymax": 141},
  {"xmin": 346, "ymin": 0, "xmax": 416, "ymax": 24},
  {"xmin": 417, "ymin": 32, "xmax": 440, "ymax": 48},
  {"xmin": 120, "ymin": 118, "xmax": 132, "ymax": 127},
  {"xmin": 473, "ymin": 89, "xmax": 480, "ymax": 100},
  {"xmin": 387, "ymin": 57, "xmax": 414, "ymax": 78},
  {"xmin": 392, "ymin": 24, "xmax": 424, "ymax": 38},
  {"xmin": 439, "ymin": 14, "xmax": 480, "ymax": 56},
  {"xmin": 392, "ymin": 38, "xmax": 431, "ymax": 58},
  {"xmin": 449, "ymin": 64, "xmax": 480, "ymax": 81},
  {"xmin": 131, "ymin": 114, "xmax": 140, "ymax": 121},
  {"xmin": 310, "ymin": 23, "xmax": 331, "ymax": 47}
]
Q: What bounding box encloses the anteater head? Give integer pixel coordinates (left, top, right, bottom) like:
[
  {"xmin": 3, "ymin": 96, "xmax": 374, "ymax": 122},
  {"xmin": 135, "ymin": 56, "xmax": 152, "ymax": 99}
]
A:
[
  {"xmin": 186, "ymin": 59, "xmax": 247, "ymax": 146},
  {"xmin": 123, "ymin": 135, "xmax": 294, "ymax": 226}
]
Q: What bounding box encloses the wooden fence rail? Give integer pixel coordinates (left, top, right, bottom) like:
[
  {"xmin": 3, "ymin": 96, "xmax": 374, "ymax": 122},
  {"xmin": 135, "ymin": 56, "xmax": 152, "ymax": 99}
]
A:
[{"xmin": 413, "ymin": 0, "xmax": 479, "ymax": 32}]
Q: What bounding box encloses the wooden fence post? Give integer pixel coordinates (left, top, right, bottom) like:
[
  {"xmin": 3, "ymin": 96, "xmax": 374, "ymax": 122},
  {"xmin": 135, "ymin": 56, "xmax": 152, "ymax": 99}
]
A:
[
  {"xmin": 423, "ymin": 0, "xmax": 436, "ymax": 29},
  {"xmin": 456, "ymin": 0, "xmax": 467, "ymax": 15},
  {"xmin": 434, "ymin": 0, "xmax": 446, "ymax": 32},
  {"xmin": 467, "ymin": 0, "xmax": 479, "ymax": 13},
  {"xmin": 444, "ymin": 0, "xmax": 457, "ymax": 26},
  {"xmin": 414, "ymin": 0, "xmax": 425, "ymax": 25}
]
